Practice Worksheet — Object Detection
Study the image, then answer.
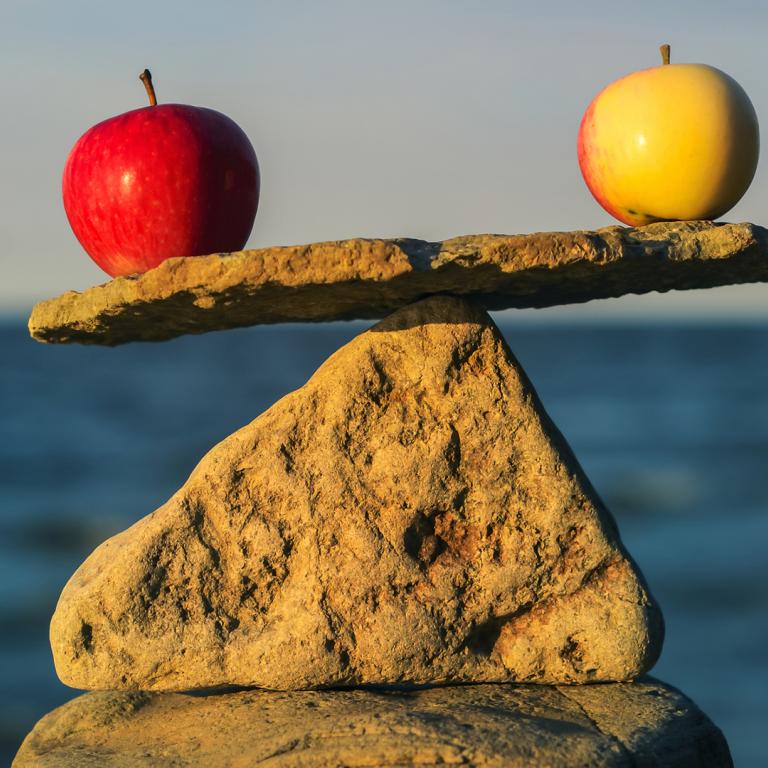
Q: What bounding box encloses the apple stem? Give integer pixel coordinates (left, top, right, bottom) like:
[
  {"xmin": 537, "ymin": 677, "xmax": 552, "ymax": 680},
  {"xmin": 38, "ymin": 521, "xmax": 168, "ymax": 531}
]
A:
[
  {"xmin": 660, "ymin": 44, "xmax": 670, "ymax": 65},
  {"xmin": 139, "ymin": 69, "xmax": 157, "ymax": 106}
]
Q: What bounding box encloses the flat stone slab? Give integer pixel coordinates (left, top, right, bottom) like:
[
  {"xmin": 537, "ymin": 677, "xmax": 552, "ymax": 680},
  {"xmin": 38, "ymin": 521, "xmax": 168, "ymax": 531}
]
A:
[
  {"xmin": 29, "ymin": 220, "xmax": 768, "ymax": 345},
  {"xmin": 13, "ymin": 680, "xmax": 731, "ymax": 767}
]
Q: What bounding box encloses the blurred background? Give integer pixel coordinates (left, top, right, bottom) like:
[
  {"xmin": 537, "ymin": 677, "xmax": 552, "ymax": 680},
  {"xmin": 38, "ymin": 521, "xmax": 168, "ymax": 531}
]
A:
[{"xmin": 1, "ymin": 1, "xmax": 767, "ymax": 765}]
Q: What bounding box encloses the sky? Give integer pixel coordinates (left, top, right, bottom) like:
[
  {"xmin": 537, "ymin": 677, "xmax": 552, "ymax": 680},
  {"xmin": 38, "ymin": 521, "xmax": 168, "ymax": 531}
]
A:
[{"xmin": 1, "ymin": 0, "xmax": 767, "ymax": 317}]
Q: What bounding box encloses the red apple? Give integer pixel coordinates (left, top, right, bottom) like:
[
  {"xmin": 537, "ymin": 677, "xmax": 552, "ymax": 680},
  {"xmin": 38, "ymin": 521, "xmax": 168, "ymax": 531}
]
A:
[{"xmin": 62, "ymin": 70, "xmax": 260, "ymax": 278}]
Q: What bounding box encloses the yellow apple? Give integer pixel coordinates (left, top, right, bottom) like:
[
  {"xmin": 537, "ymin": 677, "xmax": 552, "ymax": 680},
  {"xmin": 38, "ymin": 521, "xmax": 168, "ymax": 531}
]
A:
[{"xmin": 577, "ymin": 45, "xmax": 759, "ymax": 226}]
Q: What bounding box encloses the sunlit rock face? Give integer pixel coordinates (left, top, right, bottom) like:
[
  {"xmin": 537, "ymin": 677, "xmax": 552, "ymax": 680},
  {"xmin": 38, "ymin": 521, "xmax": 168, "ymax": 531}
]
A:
[{"xmin": 50, "ymin": 296, "xmax": 661, "ymax": 692}]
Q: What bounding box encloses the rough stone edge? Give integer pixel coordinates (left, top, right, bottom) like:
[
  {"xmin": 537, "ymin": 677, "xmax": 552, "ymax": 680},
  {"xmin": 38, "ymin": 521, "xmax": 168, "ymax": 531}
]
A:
[
  {"xmin": 557, "ymin": 680, "xmax": 734, "ymax": 767},
  {"xmin": 28, "ymin": 221, "xmax": 768, "ymax": 345}
]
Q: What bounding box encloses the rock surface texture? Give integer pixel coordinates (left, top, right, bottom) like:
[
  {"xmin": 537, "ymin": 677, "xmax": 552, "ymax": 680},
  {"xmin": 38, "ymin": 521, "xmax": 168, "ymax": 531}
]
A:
[
  {"xmin": 13, "ymin": 680, "xmax": 732, "ymax": 767},
  {"xmin": 30, "ymin": 220, "xmax": 768, "ymax": 344},
  {"xmin": 50, "ymin": 297, "xmax": 662, "ymax": 690}
]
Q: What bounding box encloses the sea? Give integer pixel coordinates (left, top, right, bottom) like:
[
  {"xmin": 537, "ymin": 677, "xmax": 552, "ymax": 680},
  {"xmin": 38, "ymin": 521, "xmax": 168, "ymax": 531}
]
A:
[{"xmin": 1, "ymin": 315, "xmax": 767, "ymax": 766}]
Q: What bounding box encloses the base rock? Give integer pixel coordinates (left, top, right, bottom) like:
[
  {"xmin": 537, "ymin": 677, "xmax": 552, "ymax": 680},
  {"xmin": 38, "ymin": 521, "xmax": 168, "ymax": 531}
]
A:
[
  {"xmin": 13, "ymin": 680, "xmax": 731, "ymax": 767},
  {"xmin": 51, "ymin": 296, "xmax": 662, "ymax": 690}
]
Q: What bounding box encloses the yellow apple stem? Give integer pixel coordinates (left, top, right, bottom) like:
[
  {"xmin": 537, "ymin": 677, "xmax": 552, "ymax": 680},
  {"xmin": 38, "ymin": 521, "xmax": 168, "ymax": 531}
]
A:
[
  {"xmin": 660, "ymin": 44, "xmax": 670, "ymax": 65},
  {"xmin": 139, "ymin": 69, "xmax": 157, "ymax": 106}
]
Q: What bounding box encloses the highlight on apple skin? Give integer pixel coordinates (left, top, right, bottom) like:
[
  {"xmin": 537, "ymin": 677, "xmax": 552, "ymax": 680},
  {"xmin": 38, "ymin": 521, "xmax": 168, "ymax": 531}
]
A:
[
  {"xmin": 577, "ymin": 44, "xmax": 759, "ymax": 227},
  {"xmin": 62, "ymin": 70, "xmax": 260, "ymax": 278}
]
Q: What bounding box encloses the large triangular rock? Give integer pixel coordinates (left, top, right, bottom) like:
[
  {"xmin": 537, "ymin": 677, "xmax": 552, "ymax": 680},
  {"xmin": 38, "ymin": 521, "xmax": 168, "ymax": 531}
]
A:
[{"xmin": 51, "ymin": 296, "xmax": 663, "ymax": 690}]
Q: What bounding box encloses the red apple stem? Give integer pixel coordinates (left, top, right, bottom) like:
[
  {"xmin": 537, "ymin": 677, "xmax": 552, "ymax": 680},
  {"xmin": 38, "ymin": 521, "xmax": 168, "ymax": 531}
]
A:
[
  {"xmin": 139, "ymin": 69, "xmax": 157, "ymax": 106},
  {"xmin": 660, "ymin": 44, "xmax": 670, "ymax": 65}
]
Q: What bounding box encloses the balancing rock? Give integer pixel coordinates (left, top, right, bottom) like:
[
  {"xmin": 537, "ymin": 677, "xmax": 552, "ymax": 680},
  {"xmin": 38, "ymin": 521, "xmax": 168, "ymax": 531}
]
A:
[
  {"xmin": 29, "ymin": 219, "xmax": 768, "ymax": 345},
  {"xmin": 50, "ymin": 296, "xmax": 663, "ymax": 690}
]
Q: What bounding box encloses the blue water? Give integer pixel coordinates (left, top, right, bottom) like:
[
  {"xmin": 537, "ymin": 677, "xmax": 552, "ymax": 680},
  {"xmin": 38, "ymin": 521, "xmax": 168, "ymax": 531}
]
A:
[{"xmin": 2, "ymin": 317, "xmax": 767, "ymax": 766}]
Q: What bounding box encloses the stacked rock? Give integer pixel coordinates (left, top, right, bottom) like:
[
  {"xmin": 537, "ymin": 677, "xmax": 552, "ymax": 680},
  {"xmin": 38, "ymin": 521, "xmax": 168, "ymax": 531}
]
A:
[{"xmin": 15, "ymin": 220, "xmax": 752, "ymax": 767}]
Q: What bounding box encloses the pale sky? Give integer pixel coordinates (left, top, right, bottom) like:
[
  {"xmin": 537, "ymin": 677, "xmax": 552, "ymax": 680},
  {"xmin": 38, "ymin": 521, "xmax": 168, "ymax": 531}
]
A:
[{"xmin": 2, "ymin": 0, "xmax": 767, "ymax": 317}]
